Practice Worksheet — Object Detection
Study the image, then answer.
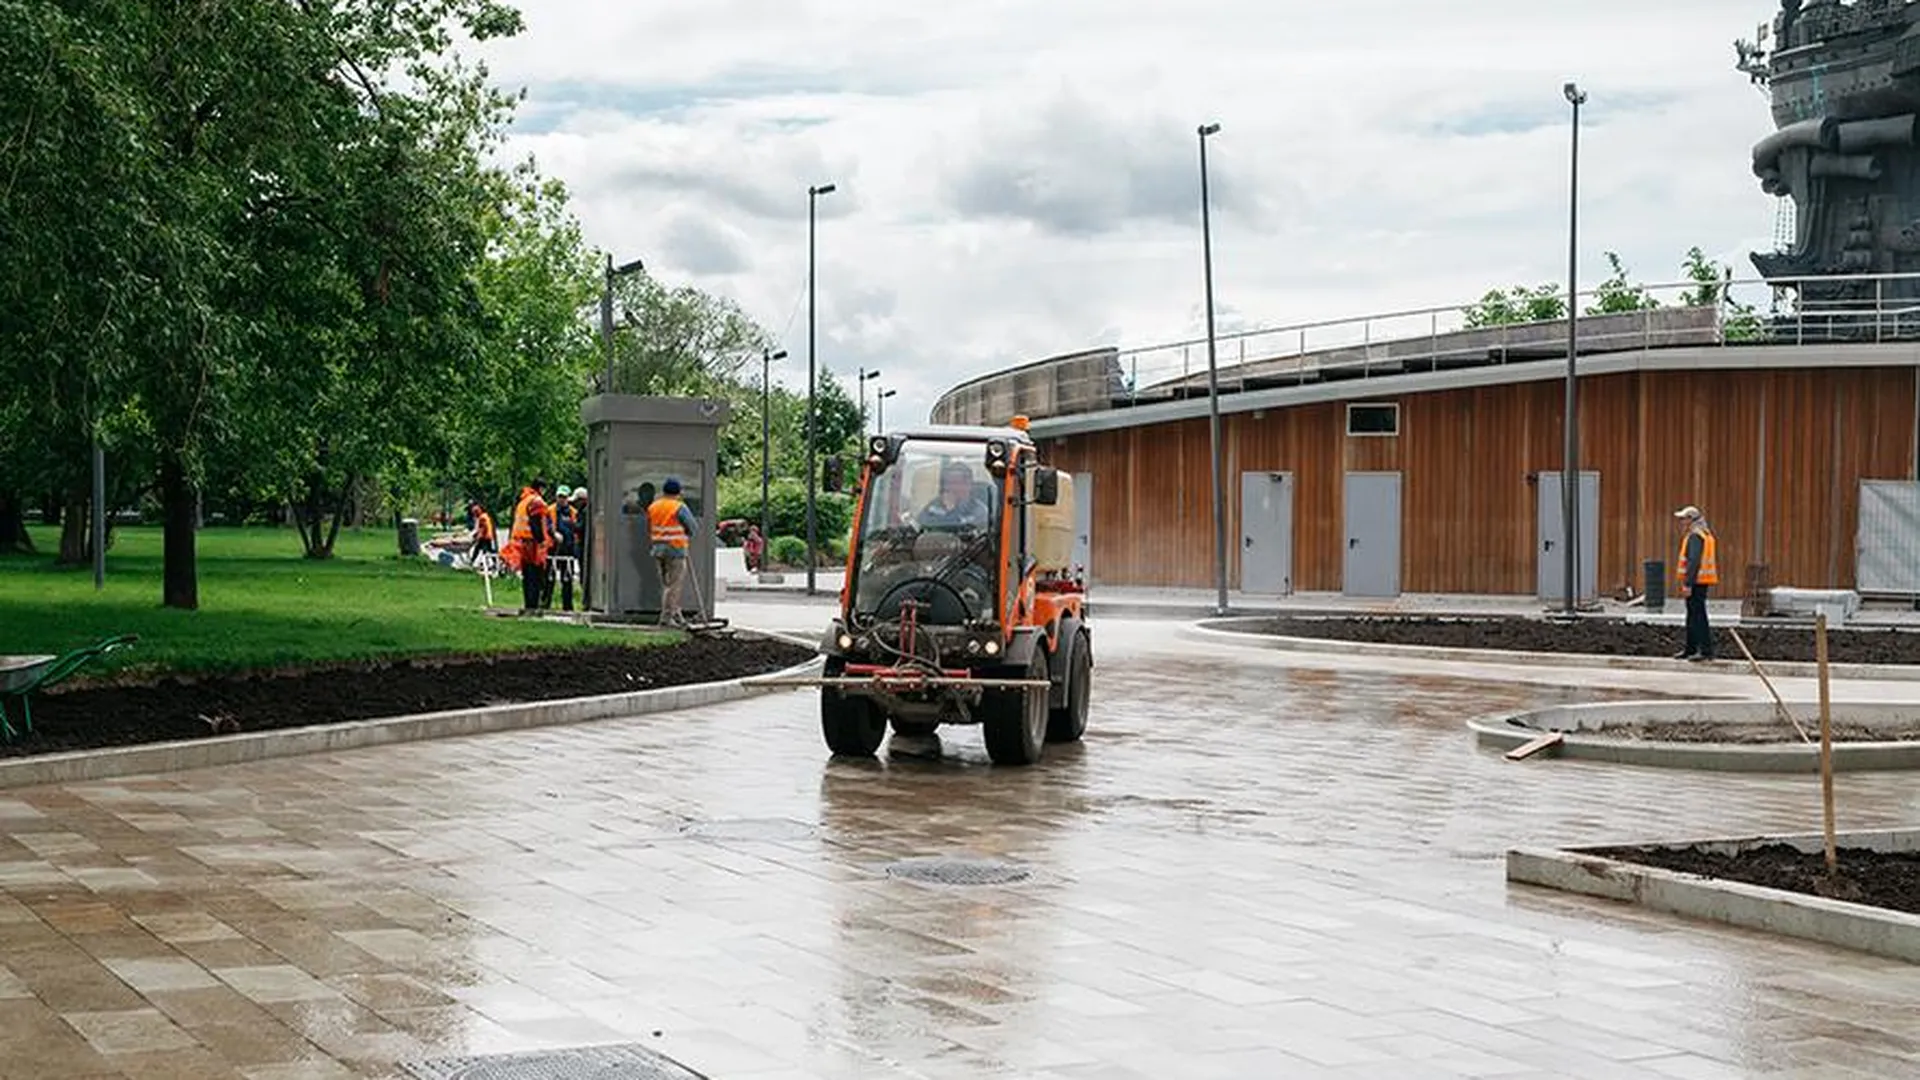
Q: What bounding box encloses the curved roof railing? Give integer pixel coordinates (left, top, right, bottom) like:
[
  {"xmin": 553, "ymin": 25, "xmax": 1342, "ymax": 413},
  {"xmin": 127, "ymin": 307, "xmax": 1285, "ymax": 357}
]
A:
[{"xmin": 930, "ymin": 270, "xmax": 1920, "ymax": 427}]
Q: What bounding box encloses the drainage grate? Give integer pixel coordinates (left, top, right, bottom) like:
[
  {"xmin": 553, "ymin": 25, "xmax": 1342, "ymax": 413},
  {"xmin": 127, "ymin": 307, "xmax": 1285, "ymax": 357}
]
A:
[
  {"xmin": 678, "ymin": 817, "xmax": 817, "ymax": 842},
  {"xmin": 884, "ymin": 856, "xmax": 1032, "ymax": 886},
  {"xmin": 403, "ymin": 1043, "xmax": 707, "ymax": 1080}
]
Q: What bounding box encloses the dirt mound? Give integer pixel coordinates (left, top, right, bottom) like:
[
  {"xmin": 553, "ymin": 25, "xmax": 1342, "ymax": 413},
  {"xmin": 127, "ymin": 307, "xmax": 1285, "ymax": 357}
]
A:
[
  {"xmin": 1596, "ymin": 843, "xmax": 1920, "ymax": 915},
  {"xmin": 1235, "ymin": 617, "xmax": 1920, "ymax": 666},
  {"xmin": 5, "ymin": 636, "xmax": 814, "ymax": 760}
]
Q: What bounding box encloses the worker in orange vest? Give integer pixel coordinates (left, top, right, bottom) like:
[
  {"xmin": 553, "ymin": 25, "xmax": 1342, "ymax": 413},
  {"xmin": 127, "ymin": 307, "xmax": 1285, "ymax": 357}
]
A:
[
  {"xmin": 538, "ymin": 486, "xmax": 570, "ymax": 608},
  {"xmin": 469, "ymin": 502, "xmax": 495, "ymax": 557},
  {"xmin": 1674, "ymin": 504, "xmax": 1720, "ymax": 662},
  {"xmin": 647, "ymin": 477, "xmax": 699, "ymax": 627},
  {"xmin": 511, "ymin": 478, "xmax": 552, "ymax": 613}
]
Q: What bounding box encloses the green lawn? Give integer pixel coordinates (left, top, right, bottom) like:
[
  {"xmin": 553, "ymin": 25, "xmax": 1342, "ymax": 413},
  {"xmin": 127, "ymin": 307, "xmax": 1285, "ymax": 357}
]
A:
[{"xmin": 0, "ymin": 525, "xmax": 666, "ymax": 677}]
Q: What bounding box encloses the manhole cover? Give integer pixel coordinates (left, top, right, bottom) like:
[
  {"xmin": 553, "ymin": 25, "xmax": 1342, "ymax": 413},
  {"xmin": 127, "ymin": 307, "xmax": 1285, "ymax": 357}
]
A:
[
  {"xmin": 403, "ymin": 1043, "xmax": 706, "ymax": 1079},
  {"xmin": 678, "ymin": 817, "xmax": 817, "ymax": 842},
  {"xmin": 884, "ymin": 856, "xmax": 1032, "ymax": 886}
]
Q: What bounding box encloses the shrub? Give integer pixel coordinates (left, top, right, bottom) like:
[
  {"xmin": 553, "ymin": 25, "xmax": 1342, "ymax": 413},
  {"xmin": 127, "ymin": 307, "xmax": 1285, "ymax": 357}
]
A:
[
  {"xmin": 715, "ymin": 478, "xmax": 854, "ymax": 544},
  {"xmin": 768, "ymin": 535, "xmax": 808, "ymax": 567}
]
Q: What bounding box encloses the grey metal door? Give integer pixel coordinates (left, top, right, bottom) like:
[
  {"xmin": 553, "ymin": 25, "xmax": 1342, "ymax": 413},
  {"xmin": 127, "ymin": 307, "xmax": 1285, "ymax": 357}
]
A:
[
  {"xmin": 1072, "ymin": 472, "xmax": 1094, "ymax": 583},
  {"xmin": 1240, "ymin": 472, "xmax": 1294, "ymax": 594},
  {"xmin": 1536, "ymin": 471, "xmax": 1600, "ymax": 602},
  {"xmin": 1343, "ymin": 472, "xmax": 1401, "ymax": 597}
]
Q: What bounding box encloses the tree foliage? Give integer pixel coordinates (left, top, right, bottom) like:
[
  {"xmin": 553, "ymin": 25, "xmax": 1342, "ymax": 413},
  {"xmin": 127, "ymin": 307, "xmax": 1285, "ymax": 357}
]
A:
[
  {"xmin": 1462, "ymin": 284, "xmax": 1567, "ymax": 328},
  {"xmin": 1461, "ymin": 248, "xmax": 1761, "ymax": 338}
]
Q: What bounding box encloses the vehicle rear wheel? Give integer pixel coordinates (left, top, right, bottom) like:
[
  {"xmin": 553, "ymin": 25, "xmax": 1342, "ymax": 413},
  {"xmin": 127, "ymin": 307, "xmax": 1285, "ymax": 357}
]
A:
[
  {"xmin": 821, "ymin": 661, "xmax": 886, "ymax": 757},
  {"xmin": 1047, "ymin": 631, "xmax": 1091, "ymax": 744},
  {"xmin": 982, "ymin": 650, "xmax": 1048, "ymax": 766}
]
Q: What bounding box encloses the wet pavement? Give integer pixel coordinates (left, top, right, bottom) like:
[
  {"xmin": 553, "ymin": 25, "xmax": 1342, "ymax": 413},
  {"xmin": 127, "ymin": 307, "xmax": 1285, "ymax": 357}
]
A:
[{"xmin": 2, "ymin": 618, "xmax": 1919, "ymax": 1078}]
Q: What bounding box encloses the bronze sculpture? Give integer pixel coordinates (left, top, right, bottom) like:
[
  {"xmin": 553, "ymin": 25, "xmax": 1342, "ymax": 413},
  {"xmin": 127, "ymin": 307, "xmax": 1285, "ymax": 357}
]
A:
[{"xmin": 1743, "ymin": 0, "xmax": 1920, "ymax": 333}]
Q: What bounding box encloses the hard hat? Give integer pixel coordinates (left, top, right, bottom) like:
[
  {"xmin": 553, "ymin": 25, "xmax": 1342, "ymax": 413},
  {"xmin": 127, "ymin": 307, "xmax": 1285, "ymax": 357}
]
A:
[
  {"xmin": 663, "ymin": 477, "xmax": 683, "ymax": 494},
  {"xmin": 556, "ymin": 485, "xmax": 572, "ymax": 497}
]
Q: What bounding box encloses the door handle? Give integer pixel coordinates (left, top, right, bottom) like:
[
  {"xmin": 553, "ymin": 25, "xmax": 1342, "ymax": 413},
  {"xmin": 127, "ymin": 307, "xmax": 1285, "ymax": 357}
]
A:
[
  {"xmin": 1544, "ymin": 539, "xmax": 1554, "ymax": 552},
  {"xmin": 1243, "ymin": 536, "xmax": 1253, "ymax": 549},
  {"xmin": 1348, "ymin": 538, "xmax": 1359, "ymax": 549}
]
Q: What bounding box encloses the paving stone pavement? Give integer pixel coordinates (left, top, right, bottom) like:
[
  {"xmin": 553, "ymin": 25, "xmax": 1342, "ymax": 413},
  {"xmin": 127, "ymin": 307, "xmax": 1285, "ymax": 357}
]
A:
[{"xmin": 2, "ymin": 619, "xmax": 1919, "ymax": 1079}]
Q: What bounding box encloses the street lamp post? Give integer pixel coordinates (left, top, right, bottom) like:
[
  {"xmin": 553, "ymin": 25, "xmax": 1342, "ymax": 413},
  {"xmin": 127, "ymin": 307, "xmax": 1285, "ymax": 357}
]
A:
[
  {"xmin": 858, "ymin": 367, "xmax": 881, "ymax": 439},
  {"xmin": 876, "ymin": 388, "xmax": 896, "ymax": 434},
  {"xmin": 760, "ymin": 347, "xmax": 787, "ymax": 564},
  {"xmin": 601, "ymin": 254, "xmax": 646, "ymax": 395},
  {"xmin": 1562, "ymin": 83, "xmax": 1586, "ymax": 618},
  {"xmin": 1198, "ymin": 121, "xmax": 1228, "ymax": 617},
  {"xmin": 806, "ymin": 183, "xmax": 836, "ymax": 596}
]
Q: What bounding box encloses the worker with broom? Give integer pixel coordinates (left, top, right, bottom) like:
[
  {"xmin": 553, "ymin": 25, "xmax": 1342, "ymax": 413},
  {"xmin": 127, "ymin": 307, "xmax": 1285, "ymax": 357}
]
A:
[
  {"xmin": 648, "ymin": 477, "xmax": 700, "ymax": 628},
  {"xmin": 1674, "ymin": 504, "xmax": 1719, "ymax": 661}
]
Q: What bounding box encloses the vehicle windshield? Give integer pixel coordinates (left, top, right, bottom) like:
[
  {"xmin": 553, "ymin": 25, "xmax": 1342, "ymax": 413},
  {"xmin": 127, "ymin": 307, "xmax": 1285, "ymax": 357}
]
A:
[{"xmin": 850, "ymin": 439, "xmax": 1002, "ymax": 624}]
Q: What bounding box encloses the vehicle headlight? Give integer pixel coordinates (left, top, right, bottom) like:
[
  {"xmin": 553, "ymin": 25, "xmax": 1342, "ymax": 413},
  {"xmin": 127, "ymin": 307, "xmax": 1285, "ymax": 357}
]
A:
[
  {"xmin": 966, "ymin": 639, "xmax": 981, "ymax": 654},
  {"xmin": 983, "ymin": 639, "xmax": 1001, "ymax": 656},
  {"xmin": 837, "ymin": 633, "xmax": 854, "ymax": 650}
]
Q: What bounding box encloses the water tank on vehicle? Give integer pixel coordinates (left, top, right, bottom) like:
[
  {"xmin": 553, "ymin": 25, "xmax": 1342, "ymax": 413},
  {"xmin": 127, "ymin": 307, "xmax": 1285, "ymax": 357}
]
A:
[{"xmin": 1031, "ymin": 473, "xmax": 1075, "ymax": 574}]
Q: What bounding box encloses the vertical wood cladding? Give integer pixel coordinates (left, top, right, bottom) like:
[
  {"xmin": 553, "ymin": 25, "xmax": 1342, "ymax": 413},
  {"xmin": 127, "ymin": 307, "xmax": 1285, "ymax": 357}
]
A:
[{"xmin": 1043, "ymin": 366, "xmax": 1919, "ymax": 593}]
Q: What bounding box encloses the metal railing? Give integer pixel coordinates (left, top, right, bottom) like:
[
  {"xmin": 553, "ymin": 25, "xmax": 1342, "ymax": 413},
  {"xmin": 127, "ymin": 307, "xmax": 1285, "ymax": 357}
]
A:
[{"xmin": 933, "ymin": 271, "xmax": 1920, "ymax": 426}]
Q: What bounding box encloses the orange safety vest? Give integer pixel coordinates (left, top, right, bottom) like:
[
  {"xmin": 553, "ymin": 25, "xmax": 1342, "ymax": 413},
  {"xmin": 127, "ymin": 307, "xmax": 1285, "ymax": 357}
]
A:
[
  {"xmin": 1677, "ymin": 526, "xmax": 1719, "ymax": 587},
  {"xmin": 648, "ymin": 497, "xmax": 690, "ymax": 550},
  {"xmin": 511, "ymin": 488, "xmax": 549, "ymax": 565},
  {"xmin": 474, "ymin": 510, "xmax": 494, "ymax": 542}
]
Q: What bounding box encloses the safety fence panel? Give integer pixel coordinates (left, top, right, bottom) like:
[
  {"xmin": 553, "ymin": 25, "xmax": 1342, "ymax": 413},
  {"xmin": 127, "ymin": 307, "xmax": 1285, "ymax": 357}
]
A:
[{"xmin": 1856, "ymin": 480, "xmax": 1920, "ymax": 594}]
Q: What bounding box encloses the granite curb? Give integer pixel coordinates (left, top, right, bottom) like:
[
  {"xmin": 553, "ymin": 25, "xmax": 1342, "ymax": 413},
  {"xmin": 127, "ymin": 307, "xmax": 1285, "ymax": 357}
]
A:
[
  {"xmin": 1468, "ymin": 701, "xmax": 1920, "ymax": 772},
  {"xmin": 1508, "ymin": 830, "xmax": 1920, "ymax": 963}
]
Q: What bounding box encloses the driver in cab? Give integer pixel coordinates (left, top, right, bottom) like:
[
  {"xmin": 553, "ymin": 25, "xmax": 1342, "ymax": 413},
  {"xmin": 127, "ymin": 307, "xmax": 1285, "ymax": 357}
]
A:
[{"xmin": 917, "ymin": 462, "xmax": 989, "ymax": 531}]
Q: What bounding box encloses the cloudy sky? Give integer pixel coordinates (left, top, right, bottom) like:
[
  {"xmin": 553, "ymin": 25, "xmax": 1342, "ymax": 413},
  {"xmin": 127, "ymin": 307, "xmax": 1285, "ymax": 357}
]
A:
[{"xmin": 474, "ymin": 0, "xmax": 1784, "ymax": 425}]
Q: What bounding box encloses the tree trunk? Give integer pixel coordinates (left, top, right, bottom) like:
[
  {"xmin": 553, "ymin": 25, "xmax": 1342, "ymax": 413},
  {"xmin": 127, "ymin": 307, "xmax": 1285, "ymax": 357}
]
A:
[
  {"xmin": 159, "ymin": 455, "xmax": 198, "ymax": 610},
  {"xmin": 56, "ymin": 497, "xmax": 89, "ymax": 565},
  {"xmin": 0, "ymin": 492, "xmax": 32, "ymax": 554}
]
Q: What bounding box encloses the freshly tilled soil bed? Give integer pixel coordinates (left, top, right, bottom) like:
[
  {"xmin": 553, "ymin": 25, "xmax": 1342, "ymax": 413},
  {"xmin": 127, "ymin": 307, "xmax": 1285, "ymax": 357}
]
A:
[
  {"xmin": 5, "ymin": 636, "xmax": 814, "ymax": 760},
  {"xmin": 1235, "ymin": 616, "xmax": 1920, "ymax": 666},
  {"xmin": 1597, "ymin": 720, "xmax": 1920, "ymax": 744},
  {"xmin": 1595, "ymin": 843, "xmax": 1920, "ymax": 916}
]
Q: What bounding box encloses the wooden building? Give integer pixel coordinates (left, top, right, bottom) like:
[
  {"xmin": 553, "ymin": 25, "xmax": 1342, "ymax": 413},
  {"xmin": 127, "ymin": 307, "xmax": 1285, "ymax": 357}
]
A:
[{"xmin": 991, "ymin": 344, "xmax": 1920, "ymax": 598}]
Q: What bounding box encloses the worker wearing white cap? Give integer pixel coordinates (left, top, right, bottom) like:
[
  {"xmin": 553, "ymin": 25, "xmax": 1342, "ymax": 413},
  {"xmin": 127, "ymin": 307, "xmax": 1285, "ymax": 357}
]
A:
[{"xmin": 1673, "ymin": 505, "xmax": 1720, "ymax": 661}]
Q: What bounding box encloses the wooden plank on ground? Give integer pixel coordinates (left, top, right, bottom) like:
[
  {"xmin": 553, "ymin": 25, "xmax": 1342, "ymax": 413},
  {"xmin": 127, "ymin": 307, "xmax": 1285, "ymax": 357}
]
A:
[{"xmin": 1505, "ymin": 732, "xmax": 1565, "ymax": 761}]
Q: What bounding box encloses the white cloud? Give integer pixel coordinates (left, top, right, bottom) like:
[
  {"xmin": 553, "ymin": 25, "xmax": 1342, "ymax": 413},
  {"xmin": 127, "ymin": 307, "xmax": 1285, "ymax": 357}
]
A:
[{"xmin": 476, "ymin": 0, "xmax": 1782, "ymax": 425}]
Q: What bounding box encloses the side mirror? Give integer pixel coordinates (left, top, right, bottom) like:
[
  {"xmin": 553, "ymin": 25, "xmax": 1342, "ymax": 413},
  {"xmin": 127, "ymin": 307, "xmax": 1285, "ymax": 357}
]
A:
[{"xmin": 1032, "ymin": 467, "xmax": 1060, "ymax": 506}]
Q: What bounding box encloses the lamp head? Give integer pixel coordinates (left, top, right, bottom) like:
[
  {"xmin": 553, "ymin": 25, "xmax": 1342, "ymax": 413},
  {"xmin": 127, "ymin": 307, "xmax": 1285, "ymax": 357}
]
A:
[
  {"xmin": 811, "ymin": 183, "xmax": 837, "ymax": 196},
  {"xmin": 1198, "ymin": 122, "xmax": 1221, "ymax": 136},
  {"xmin": 768, "ymin": 348, "xmax": 788, "ymax": 361},
  {"xmin": 1563, "ymin": 82, "xmax": 1587, "ymax": 106}
]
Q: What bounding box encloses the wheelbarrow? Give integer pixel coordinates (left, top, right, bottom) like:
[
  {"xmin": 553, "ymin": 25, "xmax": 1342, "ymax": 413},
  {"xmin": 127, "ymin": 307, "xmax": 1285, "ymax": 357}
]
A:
[{"xmin": 0, "ymin": 634, "xmax": 139, "ymax": 741}]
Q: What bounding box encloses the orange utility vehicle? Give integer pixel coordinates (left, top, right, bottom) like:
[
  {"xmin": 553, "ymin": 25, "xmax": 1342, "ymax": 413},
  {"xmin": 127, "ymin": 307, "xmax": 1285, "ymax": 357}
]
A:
[{"xmin": 782, "ymin": 417, "xmax": 1090, "ymax": 765}]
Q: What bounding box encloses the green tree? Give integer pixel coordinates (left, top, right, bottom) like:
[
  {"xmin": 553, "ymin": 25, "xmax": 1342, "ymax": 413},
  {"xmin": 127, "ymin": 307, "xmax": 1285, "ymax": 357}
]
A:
[
  {"xmin": 442, "ymin": 172, "xmax": 601, "ymax": 509},
  {"xmin": 1584, "ymin": 251, "xmax": 1660, "ymax": 316},
  {"xmin": 1462, "ymin": 284, "xmax": 1566, "ymax": 327},
  {"xmin": 609, "ymin": 273, "xmax": 771, "ymax": 397},
  {"xmin": 1677, "ymin": 245, "xmax": 1763, "ymax": 341}
]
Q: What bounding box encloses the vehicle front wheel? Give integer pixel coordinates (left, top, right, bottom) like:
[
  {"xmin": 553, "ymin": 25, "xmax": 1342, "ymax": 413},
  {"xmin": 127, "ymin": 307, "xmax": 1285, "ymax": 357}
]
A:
[
  {"xmin": 821, "ymin": 662, "xmax": 886, "ymax": 757},
  {"xmin": 982, "ymin": 650, "xmax": 1048, "ymax": 766}
]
